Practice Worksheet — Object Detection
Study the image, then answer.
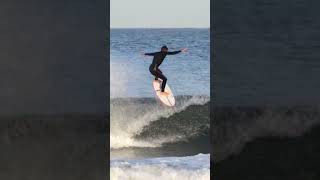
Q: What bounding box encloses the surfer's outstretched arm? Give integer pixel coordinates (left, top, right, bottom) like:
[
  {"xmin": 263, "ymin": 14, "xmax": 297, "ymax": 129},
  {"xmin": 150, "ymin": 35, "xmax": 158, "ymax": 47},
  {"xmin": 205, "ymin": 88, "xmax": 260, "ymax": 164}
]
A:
[
  {"xmin": 144, "ymin": 52, "xmax": 157, "ymax": 56},
  {"xmin": 167, "ymin": 48, "xmax": 187, "ymax": 55},
  {"xmin": 167, "ymin": 50, "xmax": 181, "ymax": 55}
]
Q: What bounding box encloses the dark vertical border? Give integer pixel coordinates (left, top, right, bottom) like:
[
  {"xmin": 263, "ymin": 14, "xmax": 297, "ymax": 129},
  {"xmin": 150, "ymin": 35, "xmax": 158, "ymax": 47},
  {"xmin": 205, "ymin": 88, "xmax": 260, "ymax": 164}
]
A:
[
  {"xmin": 0, "ymin": 0, "xmax": 109, "ymax": 179},
  {"xmin": 211, "ymin": 0, "xmax": 320, "ymax": 179},
  {"xmin": 210, "ymin": 0, "xmax": 214, "ymax": 179},
  {"xmin": 106, "ymin": 0, "xmax": 110, "ymax": 179}
]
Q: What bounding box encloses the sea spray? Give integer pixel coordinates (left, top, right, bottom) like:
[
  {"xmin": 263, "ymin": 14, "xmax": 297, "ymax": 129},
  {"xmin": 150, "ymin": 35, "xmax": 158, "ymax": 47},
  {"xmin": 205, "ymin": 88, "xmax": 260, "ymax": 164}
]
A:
[{"xmin": 110, "ymin": 59, "xmax": 130, "ymax": 98}]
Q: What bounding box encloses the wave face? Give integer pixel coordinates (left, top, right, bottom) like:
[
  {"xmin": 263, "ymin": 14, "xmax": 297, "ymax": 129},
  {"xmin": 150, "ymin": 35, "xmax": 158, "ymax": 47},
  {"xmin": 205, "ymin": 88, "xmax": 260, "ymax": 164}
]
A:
[
  {"xmin": 110, "ymin": 154, "xmax": 210, "ymax": 180},
  {"xmin": 110, "ymin": 96, "xmax": 209, "ymax": 149},
  {"xmin": 213, "ymin": 105, "xmax": 320, "ymax": 161}
]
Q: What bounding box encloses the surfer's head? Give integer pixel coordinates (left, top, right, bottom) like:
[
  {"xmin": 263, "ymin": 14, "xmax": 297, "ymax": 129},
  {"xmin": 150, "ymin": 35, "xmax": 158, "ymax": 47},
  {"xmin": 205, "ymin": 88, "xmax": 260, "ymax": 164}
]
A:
[{"xmin": 161, "ymin": 45, "xmax": 168, "ymax": 52}]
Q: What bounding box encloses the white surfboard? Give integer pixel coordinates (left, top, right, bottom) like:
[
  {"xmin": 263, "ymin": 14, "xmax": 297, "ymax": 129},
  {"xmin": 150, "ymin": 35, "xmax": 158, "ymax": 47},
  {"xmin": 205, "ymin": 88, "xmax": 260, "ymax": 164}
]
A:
[{"xmin": 152, "ymin": 80, "xmax": 175, "ymax": 107}]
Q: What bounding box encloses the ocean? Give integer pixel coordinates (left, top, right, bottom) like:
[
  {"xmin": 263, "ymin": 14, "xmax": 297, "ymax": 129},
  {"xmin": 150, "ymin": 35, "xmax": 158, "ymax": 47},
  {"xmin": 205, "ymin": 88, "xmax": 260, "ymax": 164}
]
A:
[
  {"xmin": 110, "ymin": 29, "xmax": 210, "ymax": 179},
  {"xmin": 110, "ymin": 28, "xmax": 210, "ymax": 97}
]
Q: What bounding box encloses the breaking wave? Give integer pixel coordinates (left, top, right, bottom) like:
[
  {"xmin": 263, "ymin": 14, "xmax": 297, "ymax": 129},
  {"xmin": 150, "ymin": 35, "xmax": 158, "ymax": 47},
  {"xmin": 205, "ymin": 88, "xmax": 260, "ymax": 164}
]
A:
[{"xmin": 110, "ymin": 96, "xmax": 209, "ymax": 149}]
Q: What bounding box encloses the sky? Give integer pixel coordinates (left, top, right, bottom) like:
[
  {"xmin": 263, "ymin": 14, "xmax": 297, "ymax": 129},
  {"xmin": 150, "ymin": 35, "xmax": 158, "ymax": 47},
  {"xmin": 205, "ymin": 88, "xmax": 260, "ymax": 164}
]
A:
[{"xmin": 111, "ymin": 0, "xmax": 210, "ymax": 28}]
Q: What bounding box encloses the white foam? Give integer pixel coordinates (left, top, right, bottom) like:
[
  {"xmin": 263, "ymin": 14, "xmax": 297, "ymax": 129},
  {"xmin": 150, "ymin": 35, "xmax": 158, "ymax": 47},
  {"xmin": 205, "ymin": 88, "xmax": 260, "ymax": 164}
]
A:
[{"xmin": 110, "ymin": 154, "xmax": 210, "ymax": 180}]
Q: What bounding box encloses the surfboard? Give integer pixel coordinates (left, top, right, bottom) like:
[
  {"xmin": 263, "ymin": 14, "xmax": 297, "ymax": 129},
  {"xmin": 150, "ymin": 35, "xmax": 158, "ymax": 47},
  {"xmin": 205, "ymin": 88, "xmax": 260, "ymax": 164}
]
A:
[{"xmin": 152, "ymin": 80, "xmax": 175, "ymax": 107}]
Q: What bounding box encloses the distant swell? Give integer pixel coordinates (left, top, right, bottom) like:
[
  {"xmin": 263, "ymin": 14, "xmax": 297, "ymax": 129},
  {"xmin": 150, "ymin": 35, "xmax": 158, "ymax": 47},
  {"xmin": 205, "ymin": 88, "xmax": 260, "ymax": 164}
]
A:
[
  {"xmin": 110, "ymin": 96, "xmax": 209, "ymax": 149},
  {"xmin": 213, "ymin": 105, "xmax": 320, "ymax": 161}
]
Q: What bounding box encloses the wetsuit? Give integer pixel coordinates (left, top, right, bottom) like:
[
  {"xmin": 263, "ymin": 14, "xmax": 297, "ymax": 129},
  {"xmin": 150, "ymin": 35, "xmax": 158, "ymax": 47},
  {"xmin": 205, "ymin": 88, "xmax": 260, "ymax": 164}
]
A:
[{"xmin": 145, "ymin": 50, "xmax": 181, "ymax": 92}]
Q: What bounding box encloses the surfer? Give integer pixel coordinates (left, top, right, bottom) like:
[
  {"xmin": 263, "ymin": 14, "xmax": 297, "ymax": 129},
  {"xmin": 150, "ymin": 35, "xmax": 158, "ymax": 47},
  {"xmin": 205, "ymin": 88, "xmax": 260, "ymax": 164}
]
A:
[{"xmin": 142, "ymin": 45, "xmax": 187, "ymax": 95}]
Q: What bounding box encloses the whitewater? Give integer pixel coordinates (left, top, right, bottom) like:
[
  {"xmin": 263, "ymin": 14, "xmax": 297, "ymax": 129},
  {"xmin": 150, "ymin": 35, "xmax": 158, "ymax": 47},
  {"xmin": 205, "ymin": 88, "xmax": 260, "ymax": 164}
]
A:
[{"xmin": 110, "ymin": 154, "xmax": 210, "ymax": 180}]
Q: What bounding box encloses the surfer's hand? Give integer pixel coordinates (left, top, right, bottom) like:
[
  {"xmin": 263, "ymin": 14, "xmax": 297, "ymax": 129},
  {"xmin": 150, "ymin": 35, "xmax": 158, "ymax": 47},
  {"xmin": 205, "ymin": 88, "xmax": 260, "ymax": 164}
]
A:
[
  {"xmin": 141, "ymin": 51, "xmax": 146, "ymax": 56},
  {"xmin": 181, "ymin": 48, "xmax": 188, "ymax": 52}
]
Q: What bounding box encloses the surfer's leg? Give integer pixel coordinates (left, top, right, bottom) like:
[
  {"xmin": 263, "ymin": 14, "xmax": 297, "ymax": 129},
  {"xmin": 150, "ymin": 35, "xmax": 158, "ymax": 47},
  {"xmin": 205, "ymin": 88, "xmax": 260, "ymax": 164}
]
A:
[
  {"xmin": 150, "ymin": 70, "xmax": 159, "ymax": 80},
  {"xmin": 161, "ymin": 76, "xmax": 167, "ymax": 92},
  {"xmin": 156, "ymin": 71, "xmax": 167, "ymax": 92},
  {"xmin": 155, "ymin": 69, "xmax": 163, "ymax": 80},
  {"xmin": 149, "ymin": 68, "xmax": 157, "ymax": 79}
]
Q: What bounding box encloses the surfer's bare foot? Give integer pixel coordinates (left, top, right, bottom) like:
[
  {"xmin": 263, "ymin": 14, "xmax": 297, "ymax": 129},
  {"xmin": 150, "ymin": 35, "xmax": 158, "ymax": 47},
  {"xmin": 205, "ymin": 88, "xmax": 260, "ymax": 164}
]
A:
[{"xmin": 160, "ymin": 92, "xmax": 170, "ymax": 96}]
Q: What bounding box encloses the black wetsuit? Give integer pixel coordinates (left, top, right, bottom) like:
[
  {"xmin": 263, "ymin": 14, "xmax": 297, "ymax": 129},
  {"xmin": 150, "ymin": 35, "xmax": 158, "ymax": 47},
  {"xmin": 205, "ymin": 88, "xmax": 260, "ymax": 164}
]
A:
[{"xmin": 145, "ymin": 50, "xmax": 181, "ymax": 92}]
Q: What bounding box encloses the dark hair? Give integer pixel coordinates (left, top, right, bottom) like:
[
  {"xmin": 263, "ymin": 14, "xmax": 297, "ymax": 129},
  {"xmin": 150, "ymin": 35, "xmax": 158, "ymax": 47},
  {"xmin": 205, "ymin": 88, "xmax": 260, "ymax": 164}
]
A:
[{"xmin": 161, "ymin": 45, "xmax": 168, "ymax": 50}]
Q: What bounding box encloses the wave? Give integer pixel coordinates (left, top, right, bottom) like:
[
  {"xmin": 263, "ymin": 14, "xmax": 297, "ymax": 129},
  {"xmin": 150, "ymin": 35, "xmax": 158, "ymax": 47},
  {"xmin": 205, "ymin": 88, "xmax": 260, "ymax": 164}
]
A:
[
  {"xmin": 110, "ymin": 95, "xmax": 209, "ymax": 149},
  {"xmin": 110, "ymin": 153, "xmax": 210, "ymax": 180},
  {"xmin": 213, "ymin": 105, "xmax": 320, "ymax": 161}
]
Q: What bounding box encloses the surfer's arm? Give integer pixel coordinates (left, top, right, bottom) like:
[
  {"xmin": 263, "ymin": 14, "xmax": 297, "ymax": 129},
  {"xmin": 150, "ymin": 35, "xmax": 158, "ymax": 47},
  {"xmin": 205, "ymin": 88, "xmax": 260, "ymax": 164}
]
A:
[
  {"xmin": 168, "ymin": 48, "xmax": 188, "ymax": 55},
  {"xmin": 167, "ymin": 48, "xmax": 187, "ymax": 55},
  {"xmin": 167, "ymin": 50, "xmax": 182, "ymax": 55},
  {"xmin": 144, "ymin": 52, "xmax": 157, "ymax": 56}
]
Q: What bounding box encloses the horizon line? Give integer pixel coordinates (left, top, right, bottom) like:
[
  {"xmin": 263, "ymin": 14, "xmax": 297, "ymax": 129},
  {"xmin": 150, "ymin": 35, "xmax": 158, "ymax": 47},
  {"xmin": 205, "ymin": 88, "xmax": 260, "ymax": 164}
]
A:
[{"xmin": 110, "ymin": 27, "xmax": 210, "ymax": 29}]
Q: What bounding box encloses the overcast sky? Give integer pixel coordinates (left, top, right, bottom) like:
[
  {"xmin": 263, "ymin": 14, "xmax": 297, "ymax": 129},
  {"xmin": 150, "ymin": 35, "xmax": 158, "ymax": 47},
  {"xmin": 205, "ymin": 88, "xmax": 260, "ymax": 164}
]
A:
[{"xmin": 111, "ymin": 0, "xmax": 210, "ymax": 28}]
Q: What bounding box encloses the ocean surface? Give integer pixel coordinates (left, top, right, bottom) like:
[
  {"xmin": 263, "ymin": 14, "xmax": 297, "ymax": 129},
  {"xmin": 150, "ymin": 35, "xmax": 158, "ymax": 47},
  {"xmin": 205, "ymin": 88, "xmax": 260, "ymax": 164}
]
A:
[
  {"xmin": 213, "ymin": 0, "xmax": 320, "ymax": 178},
  {"xmin": 110, "ymin": 29, "xmax": 210, "ymax": 179},
  {"xmin": 111, "ymin": 28, "xmax": 210, "ymax": 97}
]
